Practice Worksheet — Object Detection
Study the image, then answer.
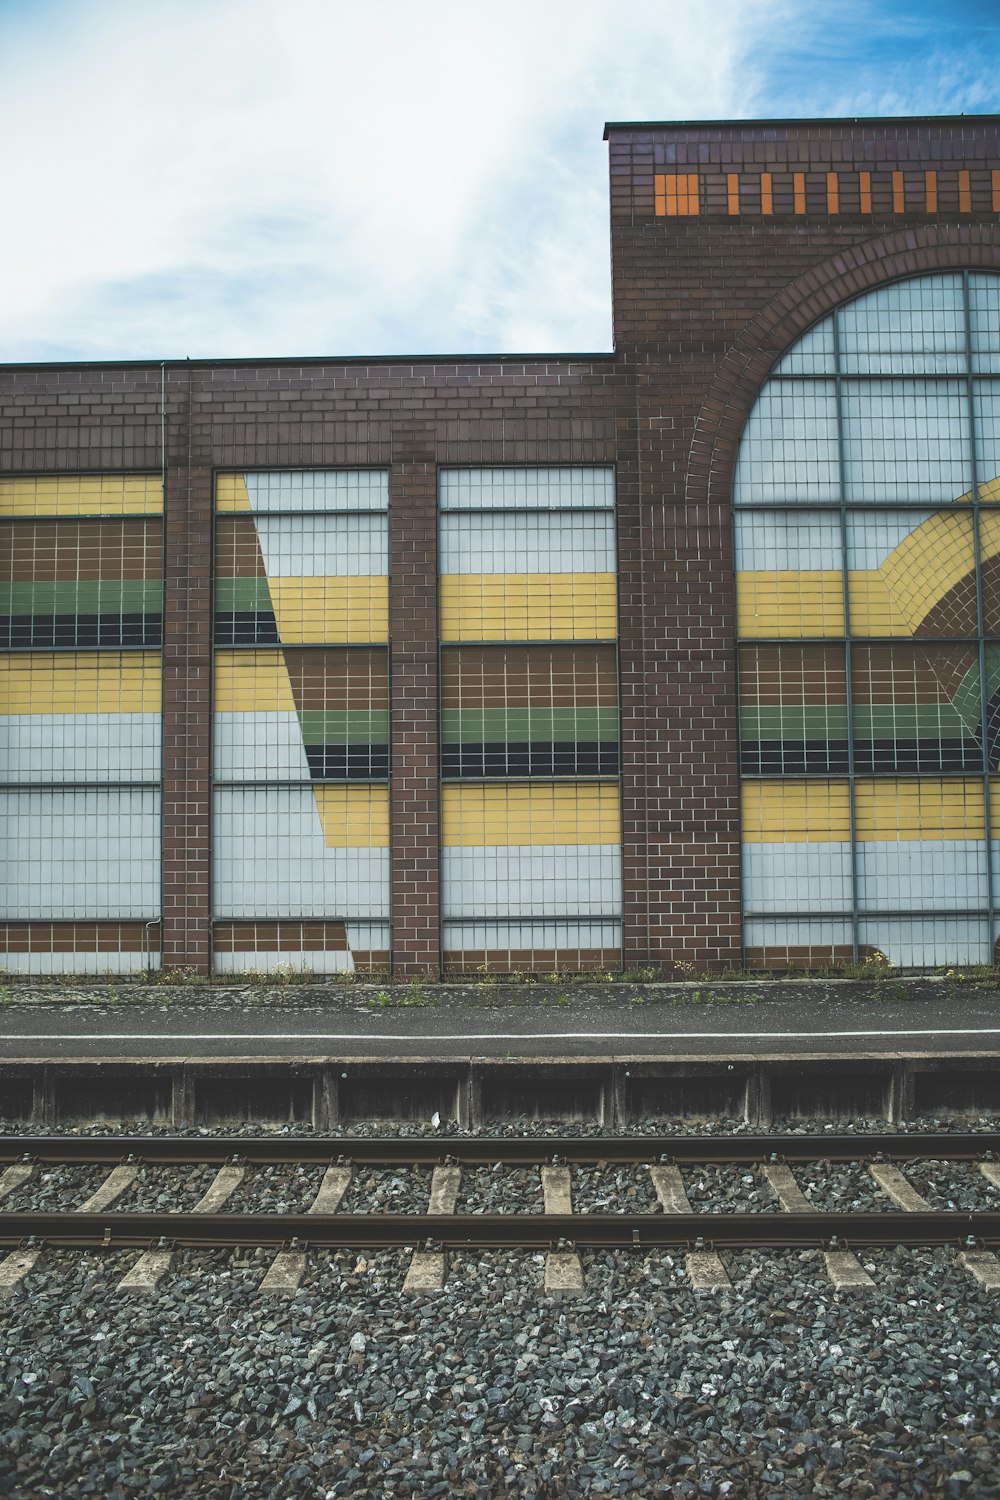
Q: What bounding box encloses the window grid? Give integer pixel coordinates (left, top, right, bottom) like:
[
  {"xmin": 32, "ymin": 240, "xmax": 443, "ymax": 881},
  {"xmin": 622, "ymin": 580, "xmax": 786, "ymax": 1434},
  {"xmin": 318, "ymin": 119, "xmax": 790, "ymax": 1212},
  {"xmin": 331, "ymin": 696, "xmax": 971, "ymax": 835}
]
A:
[
  {"xmin": 211, "ymin": 471, "xmax": 390, "ymax": 973},
  {"xmin": 0, "ymin": 478, "xmax": 163, "ymax": 971},
  {"xmin": 439, "ymin": 468, "xmax": 621, "ymax": 973},
  {"xmin": 736, "ymin": 273, "xmax": 1000, "ymax": 968}
]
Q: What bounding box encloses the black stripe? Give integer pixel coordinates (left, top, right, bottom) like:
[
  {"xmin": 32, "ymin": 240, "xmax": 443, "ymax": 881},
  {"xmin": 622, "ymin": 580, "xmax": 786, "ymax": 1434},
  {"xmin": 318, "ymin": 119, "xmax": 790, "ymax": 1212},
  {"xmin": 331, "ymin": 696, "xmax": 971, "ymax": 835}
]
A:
[
  {"xmin": 741, "ymin": 738, "xmax": 984, "ymax": 775},
  {"xmin": 0, "ymin": 614, "xmax": 162, "ymax": 648},
  {"xmin": 214, "ymin": 611, "xmax": 280, "ymax": 645},
  {"xmin": 441, "ymin": 741, "xmax": 620, "ymax": 777},
  {"xmin": 303, "ymin": 745, "xmax": 390, "ymax": 780}
]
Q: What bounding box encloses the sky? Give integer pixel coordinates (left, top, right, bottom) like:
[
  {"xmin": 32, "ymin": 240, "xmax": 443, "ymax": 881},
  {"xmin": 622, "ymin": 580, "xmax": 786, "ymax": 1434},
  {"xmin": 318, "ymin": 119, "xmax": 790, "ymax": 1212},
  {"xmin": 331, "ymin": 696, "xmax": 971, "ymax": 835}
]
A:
[{"xmin": 1, "ymin": 0, "xmax": 998, "ymax": 362}]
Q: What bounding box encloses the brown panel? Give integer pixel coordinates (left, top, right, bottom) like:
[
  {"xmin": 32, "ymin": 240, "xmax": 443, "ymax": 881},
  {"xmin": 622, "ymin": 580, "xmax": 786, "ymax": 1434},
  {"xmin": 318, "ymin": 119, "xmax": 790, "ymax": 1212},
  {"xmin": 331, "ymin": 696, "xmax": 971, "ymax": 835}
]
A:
[
  {"xmin": 740, "ymin": 645, "xmax": 845, "ymax": 707},
  {"xmin": 441, "ymin": 645, "xmax": 619, "ymax": 709},
  {"xmin": 214, "ymin": 515, "xmax": 267, "ymax": 577},
  {"xmin": 283, "ymin": 647, "xmax": 389, "ymax": 712},
  {"xmin": 0, "ymin": 519, "xmax": 162, "ymax": 581},
  {"xmin": 213, "ymin": 920, "xmax": 349, "ymax": 952},
  {"xmin": 0, "ymin": 922, "xmax": 161, "ymax": 954}
]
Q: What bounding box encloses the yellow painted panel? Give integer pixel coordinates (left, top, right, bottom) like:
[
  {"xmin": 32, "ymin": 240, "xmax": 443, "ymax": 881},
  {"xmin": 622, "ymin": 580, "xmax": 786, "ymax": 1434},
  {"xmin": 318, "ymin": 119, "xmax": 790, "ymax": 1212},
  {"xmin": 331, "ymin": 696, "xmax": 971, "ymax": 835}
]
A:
[
  {"xmin": 846, "ymin": 571, "xmax": 915, "ymax": 635},
  {"xmin": 268, "ymin": 577, "xmax": 389, "ymax": 643},
  {"xmin": 979, "ymin": 507, "xmax": 1000, "ymax": 559},
  {"xmin": 736, "ymin": 573, "xmax": 844, "ymax": 637},
  {"xmin": 215, "ymin": 473, "xmax": 252, "ymax": 512},
  {"xmin": 440, "ymin": 574, "xmax": 617, "ymax": 641},
  {"xmin": 314, "ymin": 784, "xmax": 389, "ymax": 847},
  {"xmin": 742, "ymin": 781, "xmax": 851, "ymax": 843},
  {"xmin": 0, "ymin": 652, "xmax": 160, "ymax": 713},
  {"xmin": 213, "ymin": 650, "xmax": 295, "ymax": 712},
  {"xmin": 855, "ymin": 778, "xmax": 984, "ymax": 841},
  {"xmin": 877, "ymin": 511, "xmax": 974, "ymax": 631},
  {"xmin": 442, "ymin": 783, "xmax": 620, "ymax": 847},
  {"xmin": 0, "ymin": 475, "xmax": 162, "ymax": 517}
]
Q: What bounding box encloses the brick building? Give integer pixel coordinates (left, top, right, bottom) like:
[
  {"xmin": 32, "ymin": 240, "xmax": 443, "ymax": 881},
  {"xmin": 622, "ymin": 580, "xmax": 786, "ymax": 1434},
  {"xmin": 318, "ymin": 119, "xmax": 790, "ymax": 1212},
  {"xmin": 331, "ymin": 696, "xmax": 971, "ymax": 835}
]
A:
[{"xmin": 3, "ymin": 114, "xmax": 1000, "ymax": 977}]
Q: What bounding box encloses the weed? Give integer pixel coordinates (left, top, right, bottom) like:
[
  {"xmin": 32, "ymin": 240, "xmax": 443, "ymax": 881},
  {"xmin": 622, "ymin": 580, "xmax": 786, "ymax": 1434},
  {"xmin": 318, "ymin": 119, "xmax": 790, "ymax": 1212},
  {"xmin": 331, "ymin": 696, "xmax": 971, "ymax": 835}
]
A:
[
  {"xmin": 0, "ymin": 986, "xmax": 11, "ymax": 1007},
  {"xmin": 628, "ymin": 992, "xmax": 646, "ymax": 1006},
  {"xmin": 557, "ymin": 993, "xmax": 570, "ymax": 1007},
  {"xmin": 370, "ymin": 981, "xmax": 429, "ymax": 1008},
  {"xmin": 476, "ymin": 965, "xmax": 500, "ymax": 990},
  {"xmin": 673, "ymin": 959, "xmax": 711, "ymax": 982},
  {"xmin": 142, "ymin": 965, "xmax": 210, "ymax": 987},
  {"xmin": 622, "ymin": 967, "xmax": 659, "ymax": 983},
  {"xmin": 941, "ymin": 963, "xmax": 1000, "ymax": 987}
]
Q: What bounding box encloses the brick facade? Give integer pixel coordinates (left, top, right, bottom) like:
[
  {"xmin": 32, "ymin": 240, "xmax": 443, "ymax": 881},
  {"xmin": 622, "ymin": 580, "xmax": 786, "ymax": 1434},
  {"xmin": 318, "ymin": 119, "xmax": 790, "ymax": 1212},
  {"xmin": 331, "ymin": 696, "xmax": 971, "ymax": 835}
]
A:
[{"xmin": 3, "ymin": 115, "xmax": 999, "ymax": 975}]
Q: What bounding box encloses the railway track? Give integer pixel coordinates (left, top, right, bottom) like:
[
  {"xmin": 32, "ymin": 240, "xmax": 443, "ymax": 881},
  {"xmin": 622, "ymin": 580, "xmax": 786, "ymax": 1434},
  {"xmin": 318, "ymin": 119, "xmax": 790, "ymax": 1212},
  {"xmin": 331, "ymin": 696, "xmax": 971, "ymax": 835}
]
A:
[{"xmin": 1, "ymin": 1133, "xmax": 998, "ymax": 1294}]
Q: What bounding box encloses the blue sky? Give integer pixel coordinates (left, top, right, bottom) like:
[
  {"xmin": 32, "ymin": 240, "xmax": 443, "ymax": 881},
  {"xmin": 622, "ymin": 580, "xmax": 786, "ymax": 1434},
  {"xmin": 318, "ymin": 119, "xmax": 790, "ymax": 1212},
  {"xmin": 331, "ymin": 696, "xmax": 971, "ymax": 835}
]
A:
[{"xmin": 0, "ymin": 0, "xmax": 998, "ymax": 362}]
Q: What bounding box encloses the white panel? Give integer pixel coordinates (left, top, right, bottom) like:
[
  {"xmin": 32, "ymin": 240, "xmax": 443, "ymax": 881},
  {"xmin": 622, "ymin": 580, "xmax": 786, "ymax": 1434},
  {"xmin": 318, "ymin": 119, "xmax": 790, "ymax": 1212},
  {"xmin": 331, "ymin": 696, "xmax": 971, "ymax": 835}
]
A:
[
  {"xmin": 245, "ymin": 471, "xmax": 388, "ymax": 512},
  {"xmin": 441, "ymin": 845, "xmax": 621, "ymax": 918},
  {"xmin": 973, "ymin": 383, "xmax": 1000, "ymax": 487},
  {"xmin": 1, "ymin": 714, "xmax": 160, "ymax": 783},
  {"xmin": 212, "ymin": 788, "xmax": 389, "ymax": 918},
  {"xmin": 213, "ymin": 712, "xmax": 310, "ymax": 782},
  {"xmin": 859, "ymin": 917, "xmax": 990, "ymax": 968},
  {"xmin": 732, "ymin": 380, "xmax": 840, "ymax": 504},
  {"xmin": 440, "ymin": 513, "xmax": 615, "ymax": 575},
  {"xmin": 0, "ymin": 790, "xmax": 160, "ymax": 919},
  {"xmin": 841, "ymin": 380, "xmax": 970, "ymax": 502},
  {"xmin": 837, "ymin": 275, "xmax": 966, "ymax": 375},
  {"xmin": 0, "ymin": 950, "xmax": 161, "ymax": 976},
  {"xmin": 743, "ymin": 918, "xmax": 853, "ymax": 950},
  {"xmin": 442, "ymin": 920, "xmax": 621, "ymax": 951},
  {"xmin": 969, "ymin": 275, "xmax": 1000, "ymax": 375},
  {"xmin": 857, "ymin": 840, "xmax": 987, "ymax": 911},
  {"xmin": 440, "ymin": 468, "xmax": 615, "ymax": 511},
  {"xmin": 254, "ymin": 515, "xmax": 388, "ymax": 577},
  {"xmin": 213, "ymin": 950, "xmax": 354, "ymax": 975},
  {"xmin": 742, "ymin": 843, "xmax": 852, "ymax": 913},
  {"xmin": 735, "ymin": 511, "xmax": 841, "ymax": 571},
  {"xmin": 773, "ymin": 318, "xmax": 835, "ymax": 376}
]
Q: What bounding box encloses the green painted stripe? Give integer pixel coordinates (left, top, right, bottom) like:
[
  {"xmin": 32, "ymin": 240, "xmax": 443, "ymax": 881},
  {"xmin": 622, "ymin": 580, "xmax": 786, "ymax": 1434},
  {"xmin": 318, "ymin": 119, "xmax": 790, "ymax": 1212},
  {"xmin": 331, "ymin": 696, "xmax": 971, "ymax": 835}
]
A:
[
  {"xmin": 214, "ymin": 577, "xmax": 273, "ymax": 611},
  {"xmin": 0, "ymin": 580, "xmax": 162, "ymax": 614},
  {"xmin": 440, "ymin": 707, "xmax": 618, "ymax": 743},
  {"xmin": 853, "ymin": 704, "xmax": 975, "ymax": 738},
  {"xmin": 741, "ymin": 706, "xmax": 849, "ymax": 739},
  {"xmin": 297, "ymin": 710, "xmax": 390, "ymax": 744}
]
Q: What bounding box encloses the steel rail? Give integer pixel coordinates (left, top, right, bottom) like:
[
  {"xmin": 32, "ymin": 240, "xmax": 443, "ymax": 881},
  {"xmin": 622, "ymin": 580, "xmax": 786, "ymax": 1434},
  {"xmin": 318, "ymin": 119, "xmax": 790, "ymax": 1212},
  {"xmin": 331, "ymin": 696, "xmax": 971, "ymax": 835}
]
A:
[
  {"xmin": 0, "ymin": 1134, "xmax": 997, "ymax": 1167},
  {"xmin": 1, "ymin": 1210, "xmax": 998, "ymax": 1252}
]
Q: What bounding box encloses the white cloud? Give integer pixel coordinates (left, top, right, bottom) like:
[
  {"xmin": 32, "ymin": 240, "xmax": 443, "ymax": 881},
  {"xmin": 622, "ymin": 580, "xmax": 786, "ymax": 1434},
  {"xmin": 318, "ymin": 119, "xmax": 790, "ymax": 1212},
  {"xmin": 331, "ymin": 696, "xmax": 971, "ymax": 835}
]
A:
[{"xmin": 0, "ymin": 0, "xmax": 995, "ymax": 360}]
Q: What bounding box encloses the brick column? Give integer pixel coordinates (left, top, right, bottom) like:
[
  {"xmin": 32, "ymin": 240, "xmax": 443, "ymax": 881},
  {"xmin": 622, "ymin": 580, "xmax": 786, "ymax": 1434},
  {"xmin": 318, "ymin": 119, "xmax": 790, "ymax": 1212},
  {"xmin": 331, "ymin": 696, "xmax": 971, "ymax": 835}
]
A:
[
  {"xmin": 389, "ymin": 447, "xmax": 440, "ymax": 975},
  {"xmin": 160, "ymin": 367, "xmax": 214, "ymax": 973}
]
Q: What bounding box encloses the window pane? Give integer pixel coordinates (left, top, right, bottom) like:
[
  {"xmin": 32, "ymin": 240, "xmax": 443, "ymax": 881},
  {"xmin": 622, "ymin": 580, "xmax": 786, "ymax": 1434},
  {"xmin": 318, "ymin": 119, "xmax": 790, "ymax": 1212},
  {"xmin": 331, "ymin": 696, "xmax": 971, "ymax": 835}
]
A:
[
  {"xmin": 733, "ymin": 380, "xmax": 840, "ymax": 503},
  {"xmin": 837, "ymin": 274, "xmax": 966, "ymax": 375},
  {"xmin": 841, "ymin": 380, "xmax": 970, "ymax": 502}
]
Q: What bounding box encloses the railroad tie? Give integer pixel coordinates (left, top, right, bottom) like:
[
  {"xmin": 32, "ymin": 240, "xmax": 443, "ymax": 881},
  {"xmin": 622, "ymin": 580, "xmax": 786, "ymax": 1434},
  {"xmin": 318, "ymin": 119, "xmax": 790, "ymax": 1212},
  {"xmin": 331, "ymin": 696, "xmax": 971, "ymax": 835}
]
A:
[
  {"xmin": 761, "ymin": 1163, "xmax": 874, "ymax": 1293},
  {"xmin": 540, "ymin": 1165, "xmax": 584, "ymax": 1296},
  {"xmin": 870, "ymin": 1161, "xmax": 1000, "ymax": 1287},
  {"xmin": 0, "ymin": 1164, "xmax": 34, "ymax": 1203},
  {"xmin": 403, "ymin": 1165, "xmax": 462, "ymax": 1295},
  {"xmin": 117, "ymin": 1164, "xmax": 246, "ymax": 1293},
  {"xmin": 648, "ymin": 1164, "xmax": 730, "ymax": 1291},
  {"xmin": 259, "ymin": 1165, "xmax": 353, "ymax": 1296},
  {"xmin": 868, "ymin": 1163, "xmax": 932, "ymax": 1214},
  {"xmin": 0, "ymin": 1162, "xmax": 138, "ymax": 1295}
]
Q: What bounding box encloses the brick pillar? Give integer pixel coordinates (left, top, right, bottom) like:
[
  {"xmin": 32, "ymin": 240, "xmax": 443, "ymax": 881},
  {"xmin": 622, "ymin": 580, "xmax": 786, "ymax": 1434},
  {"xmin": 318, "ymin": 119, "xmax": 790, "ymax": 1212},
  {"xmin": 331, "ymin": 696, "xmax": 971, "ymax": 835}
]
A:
[
  {"xmin": 160, "ymin": 367, "xmax": 213, "ymax": 973},
  {"xmin": 389, "ymin": 447, "xmax": 440, "ymax": 975}
]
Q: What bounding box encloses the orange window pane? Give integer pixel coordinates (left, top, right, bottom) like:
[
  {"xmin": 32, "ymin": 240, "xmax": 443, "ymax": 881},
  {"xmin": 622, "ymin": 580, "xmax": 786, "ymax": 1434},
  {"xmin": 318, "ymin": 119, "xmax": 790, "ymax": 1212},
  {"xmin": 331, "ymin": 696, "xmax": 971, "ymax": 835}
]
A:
[
  {"xmin": 654, "ymin": 173, "xmax": 699, "ymax": 216},
  {"xmin": 959, "ymin": 169, "xmax": 971, "ymax": 212},
  {"xmin": 727, "ymin": 173, "xmax": 740, "ymax": 214},
  {"xmin": 993, "ymin": 170, "xmax": 1000, "ymax": 212},
  {"xmin": 925, "ymin": 170, "xmax": 937, "ymax": 212},
  {"xmin": 859, "ymin": 171, "xmax": 872, "ymax": 213},
  {"xmin": 793, "ymin": 172, "xmax": 805, "ymax": 214},
  {"xmin": 760, "ymin": 172, "xmax": 773, "ymax": 214},
  {"xmin": 893, "ymin": 170, "xmax": 905, "ymax": 212},
  {"xmin": 826, "ymin": 172, "xmax": 839, "ymax": 213}
]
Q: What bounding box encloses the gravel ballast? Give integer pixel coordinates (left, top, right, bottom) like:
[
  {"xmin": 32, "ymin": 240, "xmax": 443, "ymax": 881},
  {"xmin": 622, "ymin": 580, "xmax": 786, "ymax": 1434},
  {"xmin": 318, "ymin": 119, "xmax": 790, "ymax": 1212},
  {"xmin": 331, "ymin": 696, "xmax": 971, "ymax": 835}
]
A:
[{"xmin": 2, "ymin": 1119, "xmax": 999, "ymax": 1498}]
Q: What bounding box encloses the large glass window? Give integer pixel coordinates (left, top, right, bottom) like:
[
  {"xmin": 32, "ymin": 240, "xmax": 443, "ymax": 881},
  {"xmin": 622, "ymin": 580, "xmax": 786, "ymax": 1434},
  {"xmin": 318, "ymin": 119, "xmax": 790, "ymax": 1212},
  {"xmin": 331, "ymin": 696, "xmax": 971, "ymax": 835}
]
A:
[{"xmin": 735, "ymin": 272, "xmax": 1000, "ymax": 969}]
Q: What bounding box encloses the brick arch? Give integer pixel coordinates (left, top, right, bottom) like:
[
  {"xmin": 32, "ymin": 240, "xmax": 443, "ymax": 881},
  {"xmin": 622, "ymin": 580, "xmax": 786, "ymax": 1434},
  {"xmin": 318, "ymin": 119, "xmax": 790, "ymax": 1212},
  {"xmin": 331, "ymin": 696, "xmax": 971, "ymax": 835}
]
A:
[{"xmin": 688, "ymin": 223, "xmax": 1000, "ymax": 511}]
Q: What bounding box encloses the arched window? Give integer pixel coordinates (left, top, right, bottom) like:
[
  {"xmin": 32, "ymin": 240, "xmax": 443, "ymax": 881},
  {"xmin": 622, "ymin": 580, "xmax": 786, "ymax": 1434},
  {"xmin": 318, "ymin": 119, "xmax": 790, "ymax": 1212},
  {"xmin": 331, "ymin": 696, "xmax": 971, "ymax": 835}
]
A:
[{"xmin": 734, "ymin": 272, "xmax": 1000, "ymax": 970}]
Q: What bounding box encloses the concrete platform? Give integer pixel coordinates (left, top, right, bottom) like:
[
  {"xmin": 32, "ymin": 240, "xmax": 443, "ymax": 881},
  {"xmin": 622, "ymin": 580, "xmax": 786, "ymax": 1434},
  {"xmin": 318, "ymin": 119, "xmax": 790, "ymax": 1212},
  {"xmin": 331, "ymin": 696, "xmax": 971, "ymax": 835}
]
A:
[
  {"xmin": 2, "ymin": 977, "xmax": 1000, "ymax": 1064},
  {"xmin": 0, "ymin": 981, "xmax": 996, "ymax": 1128}
]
